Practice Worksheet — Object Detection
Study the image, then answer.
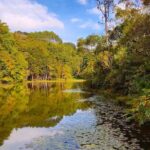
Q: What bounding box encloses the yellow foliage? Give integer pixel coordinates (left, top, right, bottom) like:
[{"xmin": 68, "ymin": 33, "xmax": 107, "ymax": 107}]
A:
[
  {"xmin": 114, "ymin": 47, "xmax": 127, "ymax": 63},
  {"xmin": 98, "ymin": 51, "xmax": 113, "ymax": 69}
]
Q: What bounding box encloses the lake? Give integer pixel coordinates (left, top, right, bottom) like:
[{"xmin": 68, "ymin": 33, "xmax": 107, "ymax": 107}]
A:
[{"xmin": 0, "ymin": 82, "xmax": 149, "ymax": 150}]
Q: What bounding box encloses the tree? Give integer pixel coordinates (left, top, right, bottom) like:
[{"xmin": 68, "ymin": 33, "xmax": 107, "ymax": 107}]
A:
[
  {"xmin": 29, "ymin": 31, "xmax": 62, "ymax": 43},
  {"xmin": 86, "ymin": 35, "xmax": 101, "ymax": 51},
  {"xmin": 143, "ymin": 0, "xmax": 150, "ymax": 5},
  {"xmin": 0, "ymin": 22, "xmax": 27, "ymax": 83},
  {"xmin": 96, "ymin": 0, "xmax": 114, "ymax": 43},
  {"xmin": 77, "ymin": 38, "xmax": 87, "ymax": 52}
]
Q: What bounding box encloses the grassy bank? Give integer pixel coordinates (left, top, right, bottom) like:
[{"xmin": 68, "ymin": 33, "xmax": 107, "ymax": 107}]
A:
[
  {"xmin": 26, "ymin": 79, "xmax": 86, "ymax": 83},
  {"xmin": 0, "ymin": 79, "xmax": 86, "ymax": 88}
]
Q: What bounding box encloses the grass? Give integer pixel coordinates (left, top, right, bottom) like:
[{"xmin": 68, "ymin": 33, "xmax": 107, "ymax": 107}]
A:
[
  {"xmin": 0, "ymin": 79, "xmax": 86, "ymax": 88},
  {"xmin": 0, "ymin": 83, "xmax": 14, "ymax": 89},
  {"xmin": 26, "ymin": 79, "xmax": 86, "ymax": 83}
]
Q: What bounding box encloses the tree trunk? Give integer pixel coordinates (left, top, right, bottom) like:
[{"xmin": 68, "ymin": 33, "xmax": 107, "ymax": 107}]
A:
[
  {"xmin": 32, "ymin": 75, "xmax": 33, "ymax": 81},
  {"xmin": 104, "ymin": 7, "xmax": 109, "ymax": 45},
  {"xmin": 105, "ymin": 19, "xmax": 108, "ymax": 38}
]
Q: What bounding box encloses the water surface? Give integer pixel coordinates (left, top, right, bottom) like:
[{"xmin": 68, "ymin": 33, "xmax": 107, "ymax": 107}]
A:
[{"xmin": 0, "ymin": 82, "xmax": 149, "ymax": 150}]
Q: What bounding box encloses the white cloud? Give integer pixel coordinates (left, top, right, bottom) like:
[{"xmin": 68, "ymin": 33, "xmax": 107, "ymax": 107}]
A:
[
  {"xmin": 0, "ymin": 127, "xmax": 64, "ymax": 150},
  {"xmin": 77, "ymin": 0, "xmax": 88, "ymax": 5},
  {"xmin": 116, "ymin": 3, "xmax": 126, "ymax": 10},
  {"xmin": 0, "ymin": 0, "xmax": 64, "ymax": 32},
  {"xmin": 70, "ymin": 18, "xmax": 81, "ymax": 23},
  {"xmin": 87, "ymin": 7, "xmax": 100, "ymax": 15},
  {"xmin": 79, "ymin": 20, "xmax": 100, "ymax": 30}
]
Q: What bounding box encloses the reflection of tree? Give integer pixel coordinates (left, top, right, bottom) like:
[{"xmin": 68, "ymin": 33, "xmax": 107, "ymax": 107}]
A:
[
  {"xmin": 0, "ymin": 82, "xmax": 91, "ymax": 145},
  {"xmin": 0, "ymin": 84, "xmax": 30, "ymax": 145}
]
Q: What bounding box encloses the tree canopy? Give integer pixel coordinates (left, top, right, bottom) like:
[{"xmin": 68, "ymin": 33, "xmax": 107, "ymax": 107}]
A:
[{"xmin": 0, "ymin": 0, "xmax": 149, "ymax": 124}]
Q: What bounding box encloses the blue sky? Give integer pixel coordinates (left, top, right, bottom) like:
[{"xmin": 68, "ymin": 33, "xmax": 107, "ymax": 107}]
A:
[{"xmin": 0, "ymin": 0, "xmax": 105, "ymax": 43}]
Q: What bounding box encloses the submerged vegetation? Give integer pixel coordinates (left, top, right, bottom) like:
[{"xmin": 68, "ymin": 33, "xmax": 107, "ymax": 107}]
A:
[{"xmin": 0, "ymin": 0, "xmax": 150, "ymax": 124}]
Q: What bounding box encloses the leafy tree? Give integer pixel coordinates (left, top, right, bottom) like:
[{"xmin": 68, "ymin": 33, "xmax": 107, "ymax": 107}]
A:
[
  {"xmin": 0, "ymin": 22, "xmax": 27, "ymax": 83},
  {"xmin": 28, "ymin": 31, "xmax": 62, "ymax": 43},
  {"xmin": 86, "ymin": 35, "xmax": 101, "ymax": 51},
  {"xmin": 14, "ymin": 31, "xmax": 83, "ymax": 80}
]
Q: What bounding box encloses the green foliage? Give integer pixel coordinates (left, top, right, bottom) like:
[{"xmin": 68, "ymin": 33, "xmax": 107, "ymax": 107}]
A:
[
  {"xmin": 0, "ymin": 22, "xmax": 27, "ymax": 83},
  {"xmin": 14, "ymin": 31, "xmax": 81, "ymax": 80},
  {"xmin": 77, "ymin": 35, "xmax": 102, "ymax": 52},
  {"xmin": 0, "ymin": 1, "xmax": 149, "ymax": 124},
  {"xmin": 127, "ymin": 95, "xmax": 150, "ymax": 124},
  {"xmin": 28, "ymin": 31, "xmax": 62, "ymax": 43},
  {"xmin": 78, "ymin": 2, "xmax": 150, "ymax": 123},
  {"xmin": 0, "ymin": 22, "xmax": 84, "ymax": 83},
  {"xmin": 48, "ymin": 42, "xmax": 80, "ymax": 79}
]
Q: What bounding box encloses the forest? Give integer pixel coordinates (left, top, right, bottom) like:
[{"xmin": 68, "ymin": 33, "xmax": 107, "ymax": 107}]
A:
[{"xmin": 0, "ymin": 0, "xmax": 150, "ymax": 124}]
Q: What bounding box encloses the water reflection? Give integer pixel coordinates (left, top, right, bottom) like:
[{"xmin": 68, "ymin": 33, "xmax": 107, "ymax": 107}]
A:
[
  {"xmin": 0, "ymin": 82, "xmax": 92, "ymax": 148},
  {"xmin": 1, "ymin": 82, "xmax": 149, "ymax": 150}
]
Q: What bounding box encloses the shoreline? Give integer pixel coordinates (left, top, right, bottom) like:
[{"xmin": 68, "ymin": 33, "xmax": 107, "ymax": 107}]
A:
[
  {"xmin": 26, "ymin": 79, "xmax": 86, "ymax": 83},
  {"xmin": 0, "ymin": 79, "xmax": 86, "ymax": 87}
]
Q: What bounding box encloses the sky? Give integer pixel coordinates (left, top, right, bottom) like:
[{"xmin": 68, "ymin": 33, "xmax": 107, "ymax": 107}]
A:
[{"xmin": 0, "ymin": 0, "xmax": 105, "ymax": 43}]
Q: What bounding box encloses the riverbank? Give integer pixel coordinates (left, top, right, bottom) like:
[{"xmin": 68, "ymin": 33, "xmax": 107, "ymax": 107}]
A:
[
  {"xmin": 84, "ymin": 87, "xmax": 150, "ymax": 125},
  {"xmin": 0, "ymin": 79, "xmax": 85, "ymax": 87},
  {"xmin": 27, "ymin": 79, "xmax": 86, "ymax": 83}
]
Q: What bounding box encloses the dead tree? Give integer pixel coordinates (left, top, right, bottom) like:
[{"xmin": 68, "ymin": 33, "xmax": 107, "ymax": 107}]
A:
[{"xmin": 96, "ymin": 0, "xmax": 114, "ymax": 44}]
